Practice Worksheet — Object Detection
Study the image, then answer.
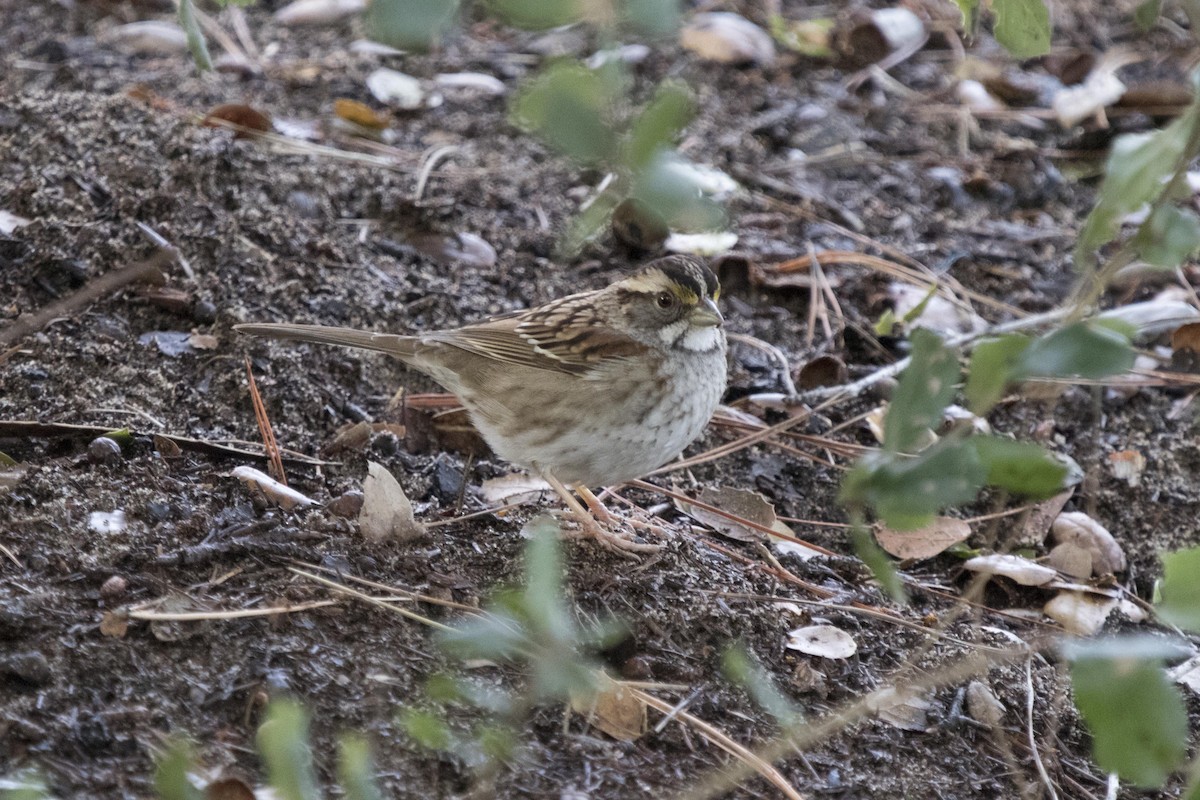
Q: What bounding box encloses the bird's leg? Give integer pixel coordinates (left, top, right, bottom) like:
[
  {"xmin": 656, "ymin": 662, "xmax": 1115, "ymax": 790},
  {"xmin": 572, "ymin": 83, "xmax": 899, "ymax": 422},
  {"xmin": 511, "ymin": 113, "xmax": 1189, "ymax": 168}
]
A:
[
  {"xmin": 574, "ymin": 484, "xmax": 617, "ymax": 525},
  {"xmin": 540, "ymin": 473, "xmax": 662, "ymax": 555}
]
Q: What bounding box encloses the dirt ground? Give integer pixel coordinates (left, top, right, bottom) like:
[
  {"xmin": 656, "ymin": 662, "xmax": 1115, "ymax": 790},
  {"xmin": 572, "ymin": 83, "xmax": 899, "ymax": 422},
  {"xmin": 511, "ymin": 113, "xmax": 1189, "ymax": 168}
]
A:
[{"xmin": 3, "ymin": 0, "xmax": 1200, "ymax": 797}]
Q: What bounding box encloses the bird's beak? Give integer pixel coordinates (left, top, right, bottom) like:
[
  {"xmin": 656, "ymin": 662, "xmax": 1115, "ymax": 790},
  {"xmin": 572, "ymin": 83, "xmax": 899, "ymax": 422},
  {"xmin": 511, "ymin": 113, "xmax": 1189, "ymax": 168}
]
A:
[{"xmin": 691, "ymin": 297, "xmax": 724, "ymax": 327}]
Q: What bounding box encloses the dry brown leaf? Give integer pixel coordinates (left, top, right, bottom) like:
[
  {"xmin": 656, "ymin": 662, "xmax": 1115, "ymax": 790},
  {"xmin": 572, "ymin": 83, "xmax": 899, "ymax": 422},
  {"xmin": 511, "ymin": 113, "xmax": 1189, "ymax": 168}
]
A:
[
  {"xmin": 359, "ymin": 461, "xmax": 425, "ymax": 542},
  {"xmin": 965, "ymin": 681, "xmax": 1005, "ymax": 727},
  {"xmin": 333, "ymin": 98, "xmax": 389, "ymax": 130},
  {"xmin": 676, "ymin": 486, "xmax": 786, "ymax": 542},
  {"xmin": 875, "ymin": 517, "xmax": 970, "ymax": 560},
  {"xmin": 204, "ymin": 776, "xmax": 257, "ymax": 800},
  {"xmin": 1050, "ymin": 511, "xmax": 1126, "ymax": 575},
  {"xmin": 786, "ymin": 625, "xmax": 857, "ymax": 659},
  {"xmin": 866, "ymin": 687, "xmax": 930, "ymax": 731},
  {"xmin": 1044, "ymin": 542, "xmax": 1093, "ymax": 580},
  {"xmin": 680, "ymin": 12, "xmax": 775, "ymax": 65},
  {"xmin": 187, "ymin": 333, "xmax": 219, "ymax": 350},
  {"xmin": 202, "ymin": 103, "xmax": 272, "ymax": 138},
  {"xmin": 1018, "ymin": 490, "xmax": 1073, "ymax": 546},
  {"xmin": 570, "ymin": 673, "xmax": 647, "ymax": 741},
  {"xmin": 100, "ymin": 610, "xmax": 129, "ymax": 638},
  {"xmin": 1107, "ymin": 450, "xmax": 1146, "ymax": 487}
]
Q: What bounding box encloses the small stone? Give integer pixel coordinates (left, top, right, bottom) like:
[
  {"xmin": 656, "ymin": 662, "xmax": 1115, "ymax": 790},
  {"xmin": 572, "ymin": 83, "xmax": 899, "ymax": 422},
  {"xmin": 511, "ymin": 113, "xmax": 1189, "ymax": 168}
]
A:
[
  {"xmin": 329, "ymin": 489, "xmax": 365, "ymax": 518},
  {"xmin": 100, "ymin": 575, "xmax": 128, "ymax": 600},
  {"xmin": 191, "ymin": 300, "xmax": 218, "ymax": 324},
  {"xmin": 620, "ymin": 656, "xmax": 653, "ymax": 680},
  {"xmin": 1, "ymin": 651, "xmax": 52, "ymax": 687},
  {"xmin": 88, "ymin": 437, "xmax": 122, "ymax": 466}
]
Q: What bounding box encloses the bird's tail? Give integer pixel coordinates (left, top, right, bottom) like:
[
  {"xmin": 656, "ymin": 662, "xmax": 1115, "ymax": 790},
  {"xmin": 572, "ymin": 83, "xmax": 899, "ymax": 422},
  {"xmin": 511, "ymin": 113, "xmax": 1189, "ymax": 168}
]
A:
[{"xmin": 235, "ymin": 323, "xmax": 419, "ymax": 360}]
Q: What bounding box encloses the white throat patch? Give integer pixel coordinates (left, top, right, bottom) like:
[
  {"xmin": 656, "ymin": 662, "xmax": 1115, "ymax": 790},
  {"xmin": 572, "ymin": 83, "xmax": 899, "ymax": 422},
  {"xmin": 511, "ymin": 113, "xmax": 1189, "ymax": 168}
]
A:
[{"xmin": 658, "ymin": 321, "xmax": 722, "ymax": 352}]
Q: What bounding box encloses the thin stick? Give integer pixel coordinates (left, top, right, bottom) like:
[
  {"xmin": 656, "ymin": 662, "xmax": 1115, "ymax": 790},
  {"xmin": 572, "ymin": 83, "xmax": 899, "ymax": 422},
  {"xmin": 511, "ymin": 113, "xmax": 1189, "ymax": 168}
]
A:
[
  {"xmin": 631, "ymin": 688, "xmax": 808, "ymax": 800},
  {"xmin": 1026, "ymin": 658, "xmax": 1060, "ymax": 800},
  {"xmin": 245, "ymin": 356, "xmax": 286, "ymax": 484},
  {"xmin": 0, "ymin": 252, "xmax": 168, "ymax": 347},
  {"xmin": 126, "ymin": 599, "xmax": 338, "ymax": 621}
]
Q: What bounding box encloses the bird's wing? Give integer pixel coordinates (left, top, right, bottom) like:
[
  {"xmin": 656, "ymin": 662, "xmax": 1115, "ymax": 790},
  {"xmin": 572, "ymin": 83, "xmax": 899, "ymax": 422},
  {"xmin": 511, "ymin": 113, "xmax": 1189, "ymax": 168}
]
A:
[{"xmin": 426, "ymin": 294, "xmax": 648, "ymax": 376}]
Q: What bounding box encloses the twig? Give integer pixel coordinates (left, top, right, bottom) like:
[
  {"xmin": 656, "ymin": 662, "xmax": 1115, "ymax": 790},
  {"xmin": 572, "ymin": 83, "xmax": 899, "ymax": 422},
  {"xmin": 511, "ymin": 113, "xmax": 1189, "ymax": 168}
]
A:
[
  {"xmin": 413, "ymin": 145, "xmax": 461, "ymax": 202},
  {"xmin": 0, "ymin": 252, "xmax": 168, "ymax": 347},
  {"xmin": 126, "ymin": 599, "xmax": 337, "ymax": 621},
  {"xmin": 0, "ymin": 420, "xmax": 333, "ymax": 466},
  {"xmin": 797, "ymin": 307, "xmax": 1070, "ymax": 404},
  {"xmin": 632, "ymin": 688, "xmax": 808, "ymax": 800},
  {"xmin": 245, "ymin": 356, "xmax": 286, "ymax": 484},
  {"xmin": 1027, "ymin": 658, "xmax": 1060, "ymax": 800},
  {"xmin": 136, "ymin": 222, "xmax": 195, "ymax": 280}
]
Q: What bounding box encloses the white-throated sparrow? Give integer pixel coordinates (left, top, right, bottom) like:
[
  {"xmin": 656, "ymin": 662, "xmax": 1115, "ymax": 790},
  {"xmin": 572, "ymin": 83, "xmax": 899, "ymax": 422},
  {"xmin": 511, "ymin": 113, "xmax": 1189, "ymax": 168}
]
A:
[{"xmin": 236, "ymin": 255, "xmax": 727, "ymax": 552}]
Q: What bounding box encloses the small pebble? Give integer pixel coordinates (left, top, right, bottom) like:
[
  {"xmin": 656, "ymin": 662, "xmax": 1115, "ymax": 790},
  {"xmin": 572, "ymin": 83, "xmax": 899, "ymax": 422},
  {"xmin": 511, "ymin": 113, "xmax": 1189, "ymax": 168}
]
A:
[
  {"xmin": 1, "ymin": 651, "xmax": 52, "ymax": 687},
  {"xmin": 88, "ymin": 437, "xmax": 122, "ymax": 466},
  {"xmin": 329, "ymin": 489, "xmax": 365, "ymax": 518},
  {"xmin": 191, "ymin": 300, "xmax": 217, "ymax": 324},
  {"xmin": 100, "ymin": 575, "xmax": 128, "ymax": 600}
]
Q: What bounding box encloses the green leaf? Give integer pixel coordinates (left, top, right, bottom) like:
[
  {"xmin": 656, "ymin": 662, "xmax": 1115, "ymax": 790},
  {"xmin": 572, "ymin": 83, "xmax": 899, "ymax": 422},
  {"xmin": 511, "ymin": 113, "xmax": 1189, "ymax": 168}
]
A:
[
  {"xmin": 1018, "ymin": 321, "xmax": 1134, "ymax": 380},
  {"xmin": 487, "ymin": 0, "xmax": 581, "ymax": 29},
  {"xmin": 364, "ymin": 0, "xmax": 460, "ymax": 52},
  {"xmin": 621, "ymin": 0, "xmax": 680, "ymax": 36},
  {"xmin": 965, "ymin": 334, "xmax": 1031, "ymax": 413},
  {"xmin": 1134, "ymin": 204, "xmax": 1200, "ymax": 269},
  {"xmin": 177, "ymin": 0, "xmax": 212, "ymax": 72},
  {"xmin": 623, "ymin": 81, "xmax": 695, "ymax": 171},
  {"xmin": 401, "ymin": 708, "xmax": 454, "ymax": 750},
  {"xmin": 338, "ymin": 735, "xmax": 382, "ymax": 800},
  {"xmin": 841, "ymin": 440, "xmax": 986, "ymax": 530},
  {"xmin": 511, "ymin": 62, "xmax": 620, "ymax": 166},
  {"xmin": 1134, "ymin": 0, "xmax": 1163, "ymax": 31},
  {"xmin": 154, "ymin": 742, "xmax": 204, "ymax": 800},
  {"xmin": 884, "ymin": 329, "xmax": 959, "ymax": 453},
  {"xmin": 1070, "ymin": 655, "xmax": 1187, "ymax": 787},
  {"xmin": 852, "ymin": 524, "xmax": 908, "ymax": 603},
  {"xmin": 972, "ymin": 436, "xmax": 1068, "ymax": 498},
  {"xmin": 522, "ymin": 515, "xmax": 571, "ymax": 642},
  {"xmin": 256, "ymin": 700, "xmax": 320, "ymax": 800},
  {"xmin": 628, "ymin": 152, "xmax": 726, "ymax": 232},
  {"xmin": 951, "ymin": 0, "xmax": 981, "ymax": 35},
  {"xmin": 992, "ymin": 0, "xmax": 1050, "ymax": 58},
  {"xmin": 900, "ymin": 283, "xmax": 939, "ymax": 325},
  {"xmin": 0, "ymin": 769, "xmax": 52, "ymax": 800},
  {"xmin": 1077, "ymin": 106, "xmax": 1200, "ymax": 262},
  {"xmin": 722, "ymin": 646, "xmax": 801, "ymax": 726},
  {"xmin": 768, "ymin": 15, "xmax": 835, "ymax": 58},
  {"xmin": 1157, "ymin": 546, "xmax": 1200, "ymax": 632}
]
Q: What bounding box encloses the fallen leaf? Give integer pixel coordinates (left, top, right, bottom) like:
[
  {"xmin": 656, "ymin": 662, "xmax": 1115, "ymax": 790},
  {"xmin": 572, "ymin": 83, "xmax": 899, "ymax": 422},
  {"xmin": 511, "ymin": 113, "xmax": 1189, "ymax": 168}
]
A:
[
  {"xmin": 1044, "ymin": 542, "xmax": 1093, "ymax": 580},
  {"xmin": 965, "ymin": 681, "xmax": 1005, "ymax": 727},
  {"xmin": 1050, "ymin": 511, "xmax": 1126, "ymax": 575},
  {"xmin": 274, "ymin": 0, "xmax": 365, "ymax": 25},
  {"xmin": 187, "ymin": 333, "xmax": 219, "ymax": 350},
  {"xmin": 796, "ymin": 355, "xmax": 848, "ymax": 389},
  {"xmin": 367, "ymin": 68, "xmax": 427, "ymax": 109},
  {"xmin": 1107, "ymin": 450, "xmax": 1146, "ymax": 487},
  {"xmin": 570, "ymin": 672, "xmax": 647, "ymax": 741},
  {"xmin": 101, "ymin": 20, "xmax": 189, "ymax": 55},
  {"xmin": 866, "ymin": 687, "xmax": 930, "ymax": 731},
  {"xmin": 202, "ymin": 103, "xmax": 272, "ymax": 138},
  {"xmin": 88, "ymin": 510, "xmax": 127, "ymax": 534},
  {"xmin": 785, "ymin": 625, "xmax": 857, "ymax": 659},
  {"xmin": 359, "ymin": 461, "xmax": 425, "ymax": 542},
  {"xmin": 333, "ymin": 98, "xmax": 389, "ymax": 129},
  {"xmin": 664, "ymin": 231, "xmax": 738, "ymax": 256},
  {"xmin": 1018, "ymin": 490, "xmax": 1074, "ymax": 546},
  {"xmin": 680, "ymin": 12, "xmax": 776, "ymax": 65},
  {"xmin": 1169, "ymin": 655, "xmax": 1200, "ymax": 696},
  {"xmin": 231, "ymin": 466, "xmax": 315, "ymax": 511},
  {"xmin": 99, "ymin": 610, "xmax": 129, "ymax": 638},
  {"xmin": 676, "ymin": 486, "xmax": 785, "ymax": 543},
  {"xmin": 875, "ymin": 517, "xmax": 971, "ymax": 560},
  {"xmin": 963, "ymin": 553, "xmax": 1057, "ymax": 586},
  {"xmin": 1043, "ymin": 589, "xmax": 1118, "ymax": 635}
]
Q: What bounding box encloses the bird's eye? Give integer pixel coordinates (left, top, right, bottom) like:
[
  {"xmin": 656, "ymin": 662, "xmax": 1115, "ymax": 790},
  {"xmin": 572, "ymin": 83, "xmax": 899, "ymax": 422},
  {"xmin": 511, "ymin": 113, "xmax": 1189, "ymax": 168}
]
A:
[{"xmin": 656, "ymin": 292, "xmax": 676, "ymax": 309}]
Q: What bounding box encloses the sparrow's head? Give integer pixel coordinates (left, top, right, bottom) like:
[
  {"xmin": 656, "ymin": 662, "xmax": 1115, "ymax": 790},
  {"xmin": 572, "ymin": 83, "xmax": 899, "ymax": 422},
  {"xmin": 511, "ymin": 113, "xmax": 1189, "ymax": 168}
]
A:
[{"xmin": 613, "ymin": 256, "xmax": 724, "ymax": 352}]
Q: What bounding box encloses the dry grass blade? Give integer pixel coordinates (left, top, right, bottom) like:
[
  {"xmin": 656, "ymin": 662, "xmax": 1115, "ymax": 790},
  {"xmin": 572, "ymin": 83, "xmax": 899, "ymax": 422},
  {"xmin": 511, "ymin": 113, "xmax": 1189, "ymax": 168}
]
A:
[
  {"xmin": 638, "ymin": 479, "xmax": 835, "ymax": 556},
  {"xmin": 630, "ymin": 688, "xmax": 807, "ymax": 800},
  {"xmin": 126, "ymin": 599, "xmax": 338, "ymax": 621},
  {"xmin": 288, "ymin": 567, "xmax": 455, "ymax": 632},
  {"xmin": 287, "ymin": 559, "xmax": 481, "ymax": 612},
  {"xmin": 0, "ymin": 251, "xmax": 168, "ymax": 347},
  {"xmin": 245, "ymin": 356, "xmax": 287, "ymax": 484},
  {"xmin": 0, "ymin": 542, "xmax": 23, "ymax": 568}
]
